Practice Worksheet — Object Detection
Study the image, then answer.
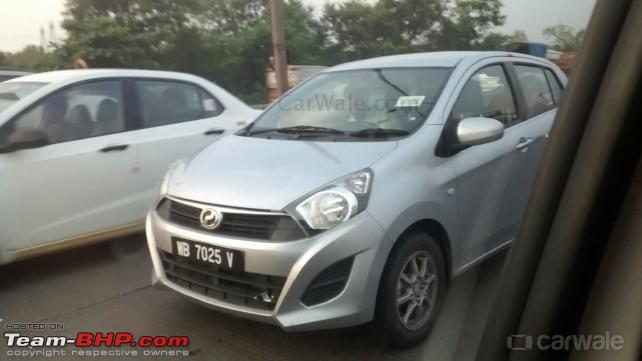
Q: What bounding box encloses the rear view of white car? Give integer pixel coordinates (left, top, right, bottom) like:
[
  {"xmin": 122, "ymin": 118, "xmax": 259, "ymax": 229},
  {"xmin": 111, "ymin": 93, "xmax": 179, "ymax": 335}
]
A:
[{"xmin": 0, "ymin": 69, "xmax": 259, "ymax": 264}]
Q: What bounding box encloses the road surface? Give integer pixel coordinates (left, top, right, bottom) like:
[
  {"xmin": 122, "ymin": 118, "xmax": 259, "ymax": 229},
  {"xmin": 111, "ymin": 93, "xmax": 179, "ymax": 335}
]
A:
[{"xmin": 0, "ymin": 235, "xmax": 507, "ymax": 360}]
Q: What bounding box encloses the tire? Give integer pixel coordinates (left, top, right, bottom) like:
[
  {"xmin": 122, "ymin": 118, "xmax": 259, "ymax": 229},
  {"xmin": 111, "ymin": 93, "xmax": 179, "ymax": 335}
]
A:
[{"xmin": 376, "ymin": 231, "xmax": 447, "ymax": 349}]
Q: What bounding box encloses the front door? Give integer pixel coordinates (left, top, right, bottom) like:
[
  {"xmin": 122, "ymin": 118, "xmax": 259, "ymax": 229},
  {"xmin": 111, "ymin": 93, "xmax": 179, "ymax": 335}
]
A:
[
  {"xmin": 0, "ymin": 80, "xmax": 141, "ymax": 252},
  {"xmin": 446, "ymin": 64, "xmax": 532, "ymax": 264},
  {"xmin": 500, "ymin": 64, "xmax": 564, "ymax": 226}
]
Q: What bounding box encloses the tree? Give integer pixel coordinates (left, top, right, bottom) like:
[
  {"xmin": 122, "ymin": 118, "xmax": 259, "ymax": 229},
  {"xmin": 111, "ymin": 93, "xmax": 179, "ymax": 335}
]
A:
[
  {"xmin": 282, "ymin": 0, "xmax": 326, "ymax": 65},
  {"xmin": 436, "ymin": 0, "xmax": 506, "ymax": 50},
  {"xmin": 508, "ymin": 30, "xmax": 528, "ymax": 43},
  {"xmin": 50, "ymin": 0, "xmax": 325, "ymax": 103},
  {"xmin": 53, "ymin": 0, "xmax": 202, "ymax": 68},
  {"xmin": 203, "ymin": 0, "xmax": 326, "ymax": 103},
  {"xmin": 321, "ymin": 0, "xmax": 507, "ymax": 63},
  {"xmin": 477, "ymin": 29, "xmax": 528, "ymax": 50},
  {"xmin": 321, "ymin": 0, "xmax": 442, "ymax": 63},
  {"xmin": 196, "ymin": 0, "xmax": 265, "ymax": 35},
  {"xmin": 543, "ymin": 24, "xmax": 585, "ymax": 51},
  {"xmin": 49, "ymin": 0, "xmax": 515, "ymax": 102},
  {"xmin": 0, "ymin": 46, "xmax": 54, "ymax": 71}
]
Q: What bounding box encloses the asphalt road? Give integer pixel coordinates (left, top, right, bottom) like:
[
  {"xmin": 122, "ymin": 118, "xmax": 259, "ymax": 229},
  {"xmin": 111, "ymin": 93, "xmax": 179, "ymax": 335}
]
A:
[{"xmin": 0, "ymin": 235, "xmax": 507, "ymax": 360}]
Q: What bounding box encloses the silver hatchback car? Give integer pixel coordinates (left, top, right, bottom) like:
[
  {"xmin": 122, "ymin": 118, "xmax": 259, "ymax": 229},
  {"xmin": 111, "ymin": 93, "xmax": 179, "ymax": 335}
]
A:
[{"xmin": 146, "ymin": 51, "xmax": 566, "ymax": 347}]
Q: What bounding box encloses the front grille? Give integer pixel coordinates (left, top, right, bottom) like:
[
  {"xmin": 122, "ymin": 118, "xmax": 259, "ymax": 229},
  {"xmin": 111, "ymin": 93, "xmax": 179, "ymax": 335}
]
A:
[
  {"xmin": 157, "ymin": 198, "xmax": 306, "ymax": 241},
  {"xmin": 160, "ymin": 251, "xmax": 286, "ymax": 311}
]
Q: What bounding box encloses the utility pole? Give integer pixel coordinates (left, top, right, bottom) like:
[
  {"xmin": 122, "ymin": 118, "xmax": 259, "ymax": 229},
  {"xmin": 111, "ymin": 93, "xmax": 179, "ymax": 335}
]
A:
[
  {"xmin": 40, "ymin": 27, "xmax": 46, "ymax": 50},
  {"xmin": 269, "ymin": 0, "xmax": 288, "ymax": 96}
]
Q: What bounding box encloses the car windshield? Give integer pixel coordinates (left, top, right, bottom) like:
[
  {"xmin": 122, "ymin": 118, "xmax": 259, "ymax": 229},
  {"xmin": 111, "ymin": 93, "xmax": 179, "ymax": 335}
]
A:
[
  {"xmin": 247, "ymin": 68, "xmax": 451, "ymax": 139},
  {"xmin": 0, "ymin": 82, "xmax": 45, "ymax": 113}
]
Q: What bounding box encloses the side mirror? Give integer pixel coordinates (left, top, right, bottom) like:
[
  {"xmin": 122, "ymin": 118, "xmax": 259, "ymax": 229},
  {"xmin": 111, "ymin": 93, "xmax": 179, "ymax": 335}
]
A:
[
  {"xmin": 0, "ymin": 128, "xmax": 49, "ymax": 154},
  {"xmin": 456, "ymin": 117, "xmax": 504, "ymax": 147}
]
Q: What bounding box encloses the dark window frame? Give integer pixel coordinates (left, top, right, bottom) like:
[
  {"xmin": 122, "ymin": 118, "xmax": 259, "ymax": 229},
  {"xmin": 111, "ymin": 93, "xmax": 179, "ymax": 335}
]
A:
[
  {"xmin": 511, "ymin": 62, "xmax": 561, "ymax": 118},
  {"xmin": 0, "ymin": 78, "xmax": 131, "ymax": 146},
  {"xmin": 543, "ymin": 68, "xmax": 564, "ymax": 105},
  {"xmin": 128, "ymin": 78, "xmax": 225, "ymax": 131}
]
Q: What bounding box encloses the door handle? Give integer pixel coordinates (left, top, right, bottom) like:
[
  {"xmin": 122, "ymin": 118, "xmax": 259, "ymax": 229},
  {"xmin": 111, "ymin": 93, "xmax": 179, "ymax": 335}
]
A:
[
  {"xmin": 204, "ymin": 128, "xmax": 225, "ymax": 136},
  {"xmin": 516, "ymin": 137, "xmax": 534, "ymax": 150},
  {"xmin": 100, "ymin": 144, "xmax": 129, "ymax": 153}
]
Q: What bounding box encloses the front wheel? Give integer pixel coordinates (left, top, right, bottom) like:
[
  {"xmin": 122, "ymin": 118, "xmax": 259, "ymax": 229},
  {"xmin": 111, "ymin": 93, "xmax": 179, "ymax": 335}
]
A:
[{"xmin": 377, "ymin": 232, "xmax": 447, "ymax": 349}]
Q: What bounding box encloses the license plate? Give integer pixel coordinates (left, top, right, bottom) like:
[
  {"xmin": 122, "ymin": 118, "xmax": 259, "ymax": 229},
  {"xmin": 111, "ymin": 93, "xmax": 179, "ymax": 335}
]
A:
[{"xmin": 172, "ymin": 238, "xmax": 244, "ymax": 271}]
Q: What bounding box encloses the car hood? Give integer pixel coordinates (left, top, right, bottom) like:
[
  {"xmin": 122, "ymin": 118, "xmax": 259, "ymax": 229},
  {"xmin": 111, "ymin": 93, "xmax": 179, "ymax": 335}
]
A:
[{"xmin": 168, "ymin": 135, "xmax": 398, "ymax": 210}]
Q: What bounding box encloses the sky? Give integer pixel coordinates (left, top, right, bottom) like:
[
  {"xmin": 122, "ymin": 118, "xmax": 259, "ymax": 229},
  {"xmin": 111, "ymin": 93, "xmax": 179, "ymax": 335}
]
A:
[{"xmin": 0, "ymin": 0, "xmax": 596, "ymax": 53}]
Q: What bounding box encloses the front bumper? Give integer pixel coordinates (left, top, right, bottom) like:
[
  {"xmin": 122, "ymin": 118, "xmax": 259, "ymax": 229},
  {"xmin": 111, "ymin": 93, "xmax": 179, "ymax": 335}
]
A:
[{"xmin": 146, "ymin": 207, "xmax": 392, "ymax": 331}]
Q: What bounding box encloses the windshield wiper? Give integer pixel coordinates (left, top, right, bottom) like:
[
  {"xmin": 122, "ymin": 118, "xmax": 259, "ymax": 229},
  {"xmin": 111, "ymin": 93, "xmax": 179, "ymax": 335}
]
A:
[
  {"xmin": 350, "ymin": 128, "xmax": 411, "ymax": 138},
  {"xmin": 248, "ymin": 125, "xmax": 345, "ymax": 136}
]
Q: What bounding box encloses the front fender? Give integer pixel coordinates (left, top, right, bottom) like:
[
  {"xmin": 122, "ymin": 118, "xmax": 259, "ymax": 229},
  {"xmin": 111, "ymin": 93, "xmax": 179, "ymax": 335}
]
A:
[{"xmin": 370, "ymin": 200, "xmax": 460, "ymax": 274}]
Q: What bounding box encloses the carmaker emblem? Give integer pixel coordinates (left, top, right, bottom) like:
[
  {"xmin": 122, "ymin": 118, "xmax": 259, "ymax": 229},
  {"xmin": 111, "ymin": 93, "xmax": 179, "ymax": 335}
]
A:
[{"xmin": 199, "ymin": 208, "xmax": 223, "ymax": 230}]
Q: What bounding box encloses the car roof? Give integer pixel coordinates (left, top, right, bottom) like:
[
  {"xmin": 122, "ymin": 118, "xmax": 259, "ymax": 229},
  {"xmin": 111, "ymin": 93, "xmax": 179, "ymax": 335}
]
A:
[
  {"xmin": 6, "ymin": 69, "xmax": 202, "ymax": 84},
  {"xmin": 326, "ymin": 51, "xmax": 548, "ymax": 72},
  {"xmin": 0, "ymin": 69, "xmax": 31, "ymax": 76}
]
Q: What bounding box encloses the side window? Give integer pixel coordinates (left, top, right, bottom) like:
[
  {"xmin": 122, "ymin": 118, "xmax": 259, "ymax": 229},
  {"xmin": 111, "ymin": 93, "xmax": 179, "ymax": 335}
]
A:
[
  {"xmin": 514, "ymin": 65, "xmax": 556, "ymax": 118},
  {"xmin": 135, "ymin": 80, "xmax": 222, "ymax": 128},
  {"xmin": 11, "ymin": 80, "xmax": 125, "ymax": 144},
  {"xmin": 545, "ymin": 69, "xmax": 563, "ymax": 104},
  {"xmin": 451, "ymin": 65, "xmax": 518, "ymax": 126}
]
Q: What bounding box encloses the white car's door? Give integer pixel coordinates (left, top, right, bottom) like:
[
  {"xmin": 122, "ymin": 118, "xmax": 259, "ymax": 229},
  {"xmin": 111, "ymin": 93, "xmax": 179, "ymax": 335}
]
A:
[
  {"xmin": 125, "ymin": 79, "xmax": 254, "ymax": 210},
  {"xmin": 0, "ymin": 80, "xmax": 142, "ymax": 253}
]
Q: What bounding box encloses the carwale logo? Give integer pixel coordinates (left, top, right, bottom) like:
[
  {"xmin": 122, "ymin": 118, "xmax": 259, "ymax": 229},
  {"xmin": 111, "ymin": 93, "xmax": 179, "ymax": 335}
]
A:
[{"xmin": 508, "ymin": 332, "xmax": 624, "ymax": 351}]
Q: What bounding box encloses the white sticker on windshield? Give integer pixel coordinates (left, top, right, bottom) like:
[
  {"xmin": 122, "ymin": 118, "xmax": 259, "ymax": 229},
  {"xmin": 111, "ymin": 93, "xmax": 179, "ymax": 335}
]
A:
[
  {"xmin": 203, "ymin": 99, "xmax": 216, "ymax": 111},
  {"xmin": 396, "ymin": 95, "xmax": 425, "ymax": 108}
]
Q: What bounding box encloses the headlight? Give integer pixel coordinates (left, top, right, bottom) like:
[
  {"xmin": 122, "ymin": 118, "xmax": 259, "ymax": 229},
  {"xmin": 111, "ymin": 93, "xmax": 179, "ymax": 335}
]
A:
[{"xmin": 293, "ymin": 169, "xmax": 373, "ymax": 231}]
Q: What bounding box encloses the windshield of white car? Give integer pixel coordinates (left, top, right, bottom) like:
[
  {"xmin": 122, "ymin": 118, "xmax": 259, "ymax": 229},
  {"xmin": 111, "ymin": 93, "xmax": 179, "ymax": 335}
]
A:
[
  {"xmin": 245, "ymin": 67, "xmax": 451, "ymax": 140},
  {"xmin": 0, "ymin": 82, "xmax": 46, "ymax": 113}
]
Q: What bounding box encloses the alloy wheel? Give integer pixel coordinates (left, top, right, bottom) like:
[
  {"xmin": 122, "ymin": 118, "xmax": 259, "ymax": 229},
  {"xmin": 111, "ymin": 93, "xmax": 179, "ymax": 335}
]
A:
[{"xmin": 395, "ymin": 250, "xmax": 438, "ymax": 331}]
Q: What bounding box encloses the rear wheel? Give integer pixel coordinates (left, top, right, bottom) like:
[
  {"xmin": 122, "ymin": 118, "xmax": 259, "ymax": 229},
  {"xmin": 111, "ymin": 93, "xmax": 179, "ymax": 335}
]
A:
[{"xmin": 377, "ymin": 231, "xmax": 447, "ymax": 349}]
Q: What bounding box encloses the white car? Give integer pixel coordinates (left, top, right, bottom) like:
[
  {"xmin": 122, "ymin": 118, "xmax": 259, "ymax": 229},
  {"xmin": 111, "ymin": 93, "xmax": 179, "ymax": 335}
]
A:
[
  {"xmin": 0, "ymin": 69, "xmax": 260, "ymax": 264},
  {"xmin": 0, "ymin": 68, "xmax": 31, "ymax": 82}
]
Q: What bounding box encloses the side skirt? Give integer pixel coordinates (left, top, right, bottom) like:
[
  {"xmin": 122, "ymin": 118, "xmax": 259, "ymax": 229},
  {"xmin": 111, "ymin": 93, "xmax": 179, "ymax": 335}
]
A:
[
  {"xmin": 452, "ymin": 239, "xmax": 513, "ymax": 277},
  {"xmin": 10, "ymin": 222, "xmax": 145, "ymax": 262}
]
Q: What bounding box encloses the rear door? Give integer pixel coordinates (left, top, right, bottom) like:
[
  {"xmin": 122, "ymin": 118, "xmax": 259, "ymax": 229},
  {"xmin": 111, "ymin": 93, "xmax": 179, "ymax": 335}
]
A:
[
  {"xmin": 0, "ymin": 79, "xmax": 142, "ymax": 252},
  {"xmin": 511, "ymin": 64, "xmax": 564, "ymax": 166},
  {"xmin": 504, "ymin": 64, "xmax": 564, "ymax": 223},
  {"xmin": 126, "ymin": 78, "xmax": 244, "ymax": 211}
]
